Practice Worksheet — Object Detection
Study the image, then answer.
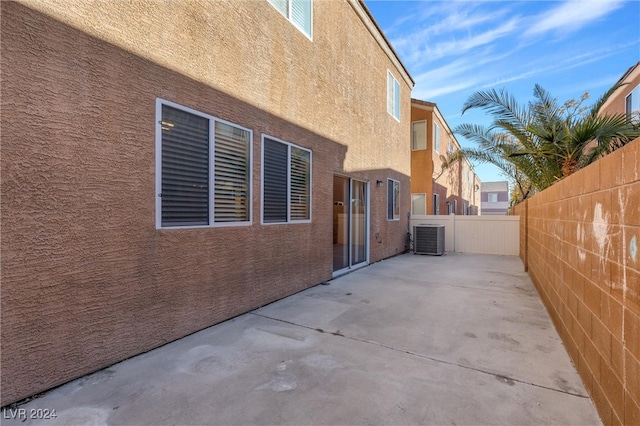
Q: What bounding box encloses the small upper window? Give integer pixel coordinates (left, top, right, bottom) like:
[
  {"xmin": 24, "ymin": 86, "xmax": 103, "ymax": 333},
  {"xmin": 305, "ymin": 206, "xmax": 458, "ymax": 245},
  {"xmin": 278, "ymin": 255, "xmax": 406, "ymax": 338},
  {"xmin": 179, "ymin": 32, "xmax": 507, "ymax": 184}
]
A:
[
  {"xmin": 387, "ymin": 179, "xmax": 400, "ymax": 220},
  {"xmin": 412, "ymin": 121, "xmax": 426, "ymax": 150},
  {"xmin": 387, "ymin": 71, "xmax": 400, "ymax": 121},
  {"xmin": 268, "ymin": 0, "xmax": 312, "ymax": 39},
  {"xmin": 488, "ymin": 192, "xmax": 498, "ymax": 203},
  {"xmin": 433, "ymin": 123, "xmax": 441, "ymax": 152}
]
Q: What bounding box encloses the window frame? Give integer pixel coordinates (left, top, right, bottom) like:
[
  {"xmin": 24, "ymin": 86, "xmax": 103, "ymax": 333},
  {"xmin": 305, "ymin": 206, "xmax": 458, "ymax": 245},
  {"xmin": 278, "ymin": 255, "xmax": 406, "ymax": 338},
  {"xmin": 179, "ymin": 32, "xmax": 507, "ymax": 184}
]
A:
[
  {"xmin": 411, "ymin": 121, "xmax": 427, "ymax": 151},
  {"xmin": 488, "ymin": 192, "xmax": 498, "ymax": 203},
  {"xmin": 261, "ymin": 134, "xmax": 313, "ymax": 225},
  {"xmin": 433, "ymin": 122, "xmax": 441, "ymax": 152},
  {"xmin": 155, "ymin": 98, "xmax": 253, "ymax": 229},
  {"xmin": 433, "ymin": 193, "xmax": 439, "ymax": 215},
  {"xmin": 387, "ymin": 71, "xmax": 400, "ymax": 121},
  {"xmin": 411, "ymin": 193, "xmax": 427, "ymax": 216},
  {"xmin": 387, "ymin": 178, "xmax": 400, "ymax": 221},
  {"xmin": 268, "ymin": 0, "xmax": 313, "ymax": 40},
  {"xmin": 626, "ymin": 84, "xmax": 640, "ymax": 123}
]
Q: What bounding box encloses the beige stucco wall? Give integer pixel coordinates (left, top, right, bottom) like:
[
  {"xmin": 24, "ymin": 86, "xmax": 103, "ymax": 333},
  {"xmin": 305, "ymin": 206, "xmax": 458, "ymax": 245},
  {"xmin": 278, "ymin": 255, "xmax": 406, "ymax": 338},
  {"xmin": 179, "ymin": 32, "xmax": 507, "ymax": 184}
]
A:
[
  {"xmin": 1, "ymin": 0, "xmax": 413, "ymax": 405},
  {"xmin": 600, "ymin": 63, "xmax": 640, "ymax": 117},
  {"xmin": 14, "ymin": 0, "xmax": 412, "ymax": 177}
]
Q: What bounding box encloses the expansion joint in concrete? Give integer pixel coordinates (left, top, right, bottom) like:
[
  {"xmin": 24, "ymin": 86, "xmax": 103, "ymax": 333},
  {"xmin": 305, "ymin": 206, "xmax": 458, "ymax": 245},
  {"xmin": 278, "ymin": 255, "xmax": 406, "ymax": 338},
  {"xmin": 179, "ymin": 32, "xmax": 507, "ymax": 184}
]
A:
[{"xmin": 249, "ymin": 312, "xmax": 590, "ymax": 400}]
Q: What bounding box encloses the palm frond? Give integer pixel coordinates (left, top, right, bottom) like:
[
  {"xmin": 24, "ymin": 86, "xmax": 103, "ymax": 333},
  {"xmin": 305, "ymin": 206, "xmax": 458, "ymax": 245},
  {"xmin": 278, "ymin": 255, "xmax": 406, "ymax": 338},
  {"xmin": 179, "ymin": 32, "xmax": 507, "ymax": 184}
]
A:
[
  {"xmin": 461, "ymin": 88, "xmax": 529, "ymax": 132},
  {"xmin": 457, "ymin": 83, "xmax": 639, "ymax": 191}
]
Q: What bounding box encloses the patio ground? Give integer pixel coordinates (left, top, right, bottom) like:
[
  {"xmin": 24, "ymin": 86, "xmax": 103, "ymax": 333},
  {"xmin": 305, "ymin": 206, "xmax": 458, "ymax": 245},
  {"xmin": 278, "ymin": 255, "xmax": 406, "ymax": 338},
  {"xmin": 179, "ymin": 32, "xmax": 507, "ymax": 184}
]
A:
[{"xmin": 2, "ymin": 253, "xmax": 601, "ymax": 425}]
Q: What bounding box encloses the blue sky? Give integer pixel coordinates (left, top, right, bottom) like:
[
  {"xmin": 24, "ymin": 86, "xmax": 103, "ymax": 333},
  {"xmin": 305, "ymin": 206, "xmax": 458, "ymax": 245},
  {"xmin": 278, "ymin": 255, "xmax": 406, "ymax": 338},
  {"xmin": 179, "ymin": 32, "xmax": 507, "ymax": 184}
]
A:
[{"xmin": 364, "ymin": 0, "xmax": 640, "ymax": 183}]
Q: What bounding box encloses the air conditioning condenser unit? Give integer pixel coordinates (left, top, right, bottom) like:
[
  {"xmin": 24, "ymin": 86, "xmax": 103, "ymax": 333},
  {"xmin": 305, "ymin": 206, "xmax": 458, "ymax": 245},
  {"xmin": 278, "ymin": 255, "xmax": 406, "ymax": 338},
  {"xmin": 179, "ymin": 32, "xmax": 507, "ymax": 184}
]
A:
[{"xmin": 413, "ymin": 224, "xmax": 445, "ymax": 255}]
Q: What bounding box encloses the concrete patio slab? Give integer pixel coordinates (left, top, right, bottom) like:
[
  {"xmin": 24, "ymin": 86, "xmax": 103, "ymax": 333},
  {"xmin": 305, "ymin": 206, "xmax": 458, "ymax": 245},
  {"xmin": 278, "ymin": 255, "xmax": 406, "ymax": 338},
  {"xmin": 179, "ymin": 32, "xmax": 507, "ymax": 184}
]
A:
[{"xmin": 1, "ymin": 253, "xmax": 601, "ymax": 425}]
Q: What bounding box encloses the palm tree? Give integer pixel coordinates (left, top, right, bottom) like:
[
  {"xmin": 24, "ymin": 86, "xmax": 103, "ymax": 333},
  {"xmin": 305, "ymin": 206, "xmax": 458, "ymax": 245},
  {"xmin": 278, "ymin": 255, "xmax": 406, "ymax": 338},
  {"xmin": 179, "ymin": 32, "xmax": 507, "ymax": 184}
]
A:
[{"xmin": 454, "ymin": 83, "xmax": 640, "ymax": 203}]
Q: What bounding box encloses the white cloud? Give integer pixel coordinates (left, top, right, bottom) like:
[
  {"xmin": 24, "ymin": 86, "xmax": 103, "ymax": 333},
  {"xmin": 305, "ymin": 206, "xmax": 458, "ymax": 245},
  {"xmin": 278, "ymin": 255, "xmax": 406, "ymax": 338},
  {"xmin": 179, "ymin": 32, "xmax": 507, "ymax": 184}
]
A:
[
  {"xmin": 430, "ymin": 18, "xmax": 519, "ymax": 56},
  {"xmin": 411, "ymin": 50, "xmax": 516, "ymax": 99},
  {"xmin": 373, "ymin": 0, "xmax": 636, "ymax": 103},
  {"xmin": 394, "ymin": 17, "xmax": 519, "ymax": 66},
  {"xmin": 524, "ymin": 0, "xmax": 624, "ymax": 37},
  {"xmin": 479, "ymin": 41, "xmax": 632, "ymax": 89},
  {"xmin": 386, "ymin": 2, "xmax": 516, "ymax": 66},
  {"xmin": 414, "ymin": 80, "xmax": 479, "ymax": 99}
]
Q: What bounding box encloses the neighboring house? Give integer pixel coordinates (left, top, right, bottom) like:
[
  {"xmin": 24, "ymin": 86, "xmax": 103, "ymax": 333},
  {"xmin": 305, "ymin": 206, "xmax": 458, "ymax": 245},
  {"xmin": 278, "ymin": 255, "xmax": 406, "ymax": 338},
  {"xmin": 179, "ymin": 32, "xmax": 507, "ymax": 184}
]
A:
[
  {"xmin": 600, "ymin": 61, "xmax": 640, "ymax": 124},
  {"xmin": 481, "ymin": 181, "xmax": 509, "ymax": 215},
  {"xmin": 410, "ymin": 99, "xmax": 480, "ymax": 216},
  {"xmin": 1, "ymin": 0, "xmax": 414, "ymax": 405}
]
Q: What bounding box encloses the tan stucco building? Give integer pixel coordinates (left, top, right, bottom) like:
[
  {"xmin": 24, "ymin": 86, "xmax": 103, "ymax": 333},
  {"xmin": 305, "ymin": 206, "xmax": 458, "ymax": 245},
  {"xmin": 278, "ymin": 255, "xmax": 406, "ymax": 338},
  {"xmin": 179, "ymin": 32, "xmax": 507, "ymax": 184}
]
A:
[
  {"xmin": 1, "ymin": 0, "xmax": 414, "ymax": 405},
  {"xmin": 410, "ymin": 99, "xmax": 480, "ymax": 216},
  {"xmin": 600, "ymin": 62, "xmax": 640, "ymax": 129}
]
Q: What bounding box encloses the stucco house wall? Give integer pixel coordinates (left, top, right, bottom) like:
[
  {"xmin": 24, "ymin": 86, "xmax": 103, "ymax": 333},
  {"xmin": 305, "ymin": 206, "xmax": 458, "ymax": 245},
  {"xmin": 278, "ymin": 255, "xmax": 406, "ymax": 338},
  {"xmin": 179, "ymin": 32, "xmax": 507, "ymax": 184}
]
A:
[
  {"xmin": 600, "ymin": 62, "xmax": 640, "ymax": 118},
  {"xmin": 410, "ymin": 99, "xmax": 479, "ymax": 216},
  {"xmin": 481, "ymin": 181, "xmax": 509, "ymax": 215},
  {"xmin": 1, "ymin": 0, "xmax": 413, "ymax": 405}
]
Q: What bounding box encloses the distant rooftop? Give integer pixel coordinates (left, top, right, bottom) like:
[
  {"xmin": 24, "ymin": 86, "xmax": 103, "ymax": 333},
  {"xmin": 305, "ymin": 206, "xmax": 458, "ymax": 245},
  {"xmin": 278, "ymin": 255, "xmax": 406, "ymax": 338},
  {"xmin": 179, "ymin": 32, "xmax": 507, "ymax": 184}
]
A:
[{"xmin": 481, "ymin": 181, "xmax": 509, "ymax": 192}]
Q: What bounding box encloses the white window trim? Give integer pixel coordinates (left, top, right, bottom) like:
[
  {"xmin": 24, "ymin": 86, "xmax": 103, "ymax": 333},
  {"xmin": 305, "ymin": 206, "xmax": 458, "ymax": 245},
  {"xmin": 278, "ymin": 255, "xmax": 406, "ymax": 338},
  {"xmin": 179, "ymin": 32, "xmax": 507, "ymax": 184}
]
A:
[
  {"xmin": 387, "ymin": 70, "xmax": 400, "ymax": 122},
  {"xmin": 433, "ymin": 122, "xmax": 441, "ymax": 152},
  {"xmin": 155, "ymin": 98, "xmax": 253, "ymax": 229},
  {"xmin": 268, "ymin": 0, "xmax": 313, "ymax": 40},
  {"xmin": 626, "ymin": 84, "xmax": 640, "ymax": 123},
  {"xmin": 261, "ymin": 134, "xmax": 313, "ymax": 225},
  {"xmin": 387, "ymin": 178, "xmax": 400, "ymax": 221},
  {"xmin": 411, "ymin": 120, "xmax": 427, "ymax": 151}
]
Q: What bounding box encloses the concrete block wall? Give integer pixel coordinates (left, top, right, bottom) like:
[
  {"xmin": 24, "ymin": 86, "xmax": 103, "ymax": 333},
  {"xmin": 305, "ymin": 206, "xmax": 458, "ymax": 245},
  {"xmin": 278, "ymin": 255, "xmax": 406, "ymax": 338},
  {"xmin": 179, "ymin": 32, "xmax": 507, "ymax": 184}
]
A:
[{"xmin": 513, "ymin": 139, "xmax": 640, "ymax": 425}]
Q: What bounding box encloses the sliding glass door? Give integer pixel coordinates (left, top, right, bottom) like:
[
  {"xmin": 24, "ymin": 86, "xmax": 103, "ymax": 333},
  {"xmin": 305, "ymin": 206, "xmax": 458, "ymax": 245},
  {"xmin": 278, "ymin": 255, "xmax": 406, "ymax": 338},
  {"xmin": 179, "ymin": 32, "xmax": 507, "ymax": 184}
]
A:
[{"xmin": 333, "ymin": 176, "xmax": 368, "ymax": 274}]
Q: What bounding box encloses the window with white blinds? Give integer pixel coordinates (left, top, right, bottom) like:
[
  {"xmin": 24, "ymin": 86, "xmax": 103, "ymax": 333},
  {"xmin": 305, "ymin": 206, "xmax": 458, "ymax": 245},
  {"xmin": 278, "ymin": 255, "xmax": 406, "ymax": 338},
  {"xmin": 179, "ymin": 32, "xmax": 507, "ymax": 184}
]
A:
[
  {"xmin": 214, "ymin": 122, "xmax": 251, "ymax": 223},
  {"xmin": 263, "ymin": 138, "xmax": 288, "ymax": 223},
  {"xmin": 290, "ymin": 147, "xmax": 311, "ymax": 220},
  {"xmin": 160, "ymin": 105, "xmax": 210, "ymax": 227},
  {"xmin": 262, "ymin": 136, "xmax": 312, "ymax": 224},
  {"xmin": 157, "ymin": 100, "xmax": 251, "ymax": 228},
  {"xmin": 268, "ymin": 0, "xmax": 312, "ymax": 38}
]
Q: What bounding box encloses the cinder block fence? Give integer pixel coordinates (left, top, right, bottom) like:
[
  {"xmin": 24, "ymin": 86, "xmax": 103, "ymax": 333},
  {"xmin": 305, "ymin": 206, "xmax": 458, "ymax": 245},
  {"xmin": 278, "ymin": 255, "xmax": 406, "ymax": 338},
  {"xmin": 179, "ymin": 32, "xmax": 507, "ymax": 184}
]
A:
[{"xmin": 513, "ymin": 139, "xmax": 640, "ymax": 425}]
